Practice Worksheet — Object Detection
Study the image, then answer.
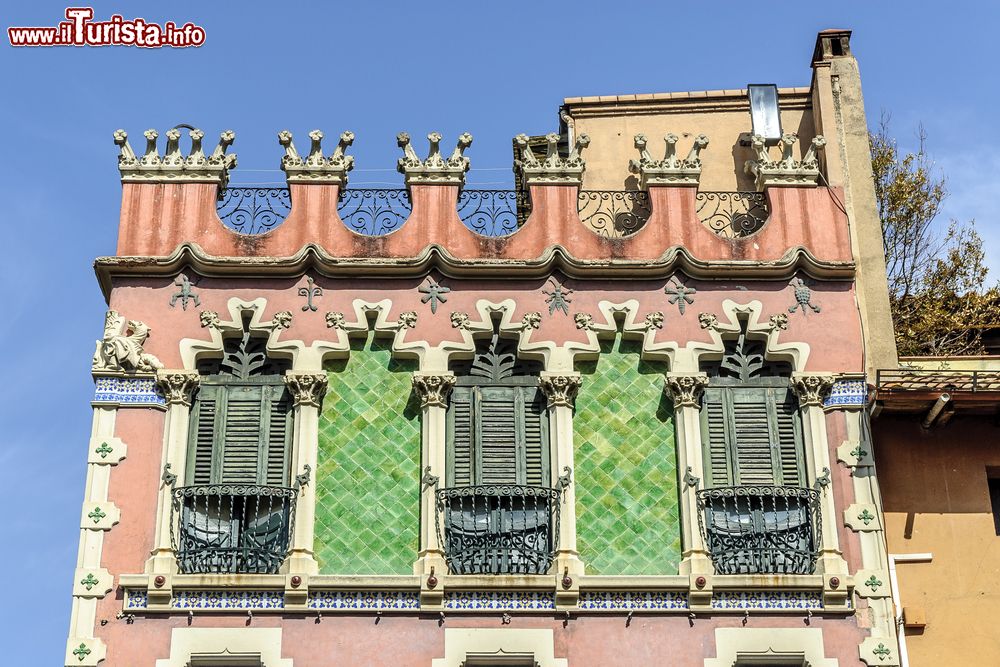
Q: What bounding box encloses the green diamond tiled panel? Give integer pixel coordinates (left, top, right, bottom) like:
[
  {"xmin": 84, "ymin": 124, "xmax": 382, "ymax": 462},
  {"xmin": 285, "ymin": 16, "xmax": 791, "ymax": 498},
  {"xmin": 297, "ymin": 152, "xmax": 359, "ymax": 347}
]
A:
[
  {"xmin": 574, "ymin": 337, "xmax": 680, "ymax": 575},
  {"xmin": 314, "ymin": 334, "xmax": 420, "ymax": 574}
]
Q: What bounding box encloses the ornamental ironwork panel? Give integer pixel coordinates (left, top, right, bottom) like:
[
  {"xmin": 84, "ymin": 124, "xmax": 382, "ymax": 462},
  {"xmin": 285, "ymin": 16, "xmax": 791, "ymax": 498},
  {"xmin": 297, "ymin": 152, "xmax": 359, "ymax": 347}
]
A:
[
  {"xmin": 457, "ymin": 189, "xmax": 527, "ymax": 237},
  {"xmin": 436, "ymin": 485, "xmax": 560, "ymax": 575},
  {"xmin": 695, "ymin": 191, "xmax": 769, "ymax": 239},
  {"xmin": 696, "ymin": 485, "xmax": 820, "ymax": 575},
  {"xmin": 577, "ymin": 190, "xmax": 652, "ymax": 237},
  {"xmin": 171, "ymin": 484, "xmax": 297, "ymax": 574},
  {"xmin": 216, "ymin": 187, "xmax": 292, "ymax": 235},
  {"xmin": 337, "ymin": 188, "xmax": 412, "ymax": 236}
]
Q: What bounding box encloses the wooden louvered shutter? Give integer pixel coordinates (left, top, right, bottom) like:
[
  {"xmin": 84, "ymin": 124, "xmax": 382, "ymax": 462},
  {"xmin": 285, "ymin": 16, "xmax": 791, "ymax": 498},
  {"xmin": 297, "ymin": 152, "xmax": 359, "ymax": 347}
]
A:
[
  {"xmin": 219, "ymin": 384, "xmax": 266, "ymax": 484},
  {"xmin": 188, "ymin": 384, "xmax": 221, "ymax": 485},
  {"xmin": 447, "ymin": 386, "xmax": 475, "ymax": 486},
  {"xmin": 701, "ymin": 387, "xmax": 732, "ymax": 487},
  {"xmin": 521, "ymin": 386, "xmax": 548, "ymax": 486},
  {"xmin": 730, "ymin": 387, "xmax": 776, "ymax": 485},
  {"xmin": 264, "ymin": 385, "xmax": 292, "ymax": 486},
  {"xmin": 772, "ymin": 386, "xmax": 804, "ymax": 486},
  {"xmin": 477, "ymin": 386, "xmax": 519, "ymax": 484}
]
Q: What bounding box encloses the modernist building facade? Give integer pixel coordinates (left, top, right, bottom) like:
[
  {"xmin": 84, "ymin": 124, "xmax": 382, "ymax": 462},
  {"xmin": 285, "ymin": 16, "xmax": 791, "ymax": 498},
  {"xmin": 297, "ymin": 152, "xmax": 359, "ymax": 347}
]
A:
[{"xmin": 66, "ymin": 30, "xmax": 902, "ymax": 666}]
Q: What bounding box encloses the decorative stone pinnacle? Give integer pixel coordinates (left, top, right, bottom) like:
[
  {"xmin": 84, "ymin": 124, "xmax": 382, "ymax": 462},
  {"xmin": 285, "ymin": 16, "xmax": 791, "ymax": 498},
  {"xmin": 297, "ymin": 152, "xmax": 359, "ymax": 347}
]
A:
[
  {"xmin": 279, "ymin": 129, "xmax": 355, "ymax": 185},
  {"xmin": 514, "ymin": 132, "xmax": 590, "ymax": 185},
  {"xmin": 744, "ymin": 132, "xmax": 826, "ymax": 190},
  {"xmin": 396, "ymin": 131, "xmax": 473, "ymax": 186},
  {"xmin": 539, "ymin": 374, "xmax": 582, "ymax": 408},
  {"xmin": 283, "ymin": 372, "xmax": 329, "ymax": 408},
  {"xmin": 155, "ymin": 370, "xmax": 201, "ymax": 407},
  {"xmin": 629, "ymin": 133, "xmax": 709, "ymax": 188},
  {"xmin": 664, "ymin": 373, "xmax": 709, "ymax": 409},
  {"xmin": 412, "ymin": 373, "xmax": 457, "ymax": 408},
  {"xmin": 114, "ymin": 127, "xmax": 237, "ymax": 187},
  {"xmin": 791, "ymin": 373, "xmax": 835, "ymax": 407}
]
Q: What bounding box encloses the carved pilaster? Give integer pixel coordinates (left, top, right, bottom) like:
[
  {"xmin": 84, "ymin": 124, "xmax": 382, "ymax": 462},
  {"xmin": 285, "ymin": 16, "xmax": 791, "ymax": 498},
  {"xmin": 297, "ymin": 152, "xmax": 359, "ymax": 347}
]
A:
[
  {"xmin": 283, "ymin": 372, "xmax": 329, "ymax": 408},
  {"xmin": 154, "ymin": 370, "xmax": 200, "ymax": 407},
  {"xmin": 663, "ymin": 373, "xmax": 709, "ymax": 409},
  {"xmin": 792, "ymin": 373, "xmax": 836, "ymax": 407},
  {"xmin": 539, "ymin": 373, "xmax": 582, "ymax": 409},
  {"xmin": 412, "ymin": 373, "xmax": 457, "ymax": 408}
]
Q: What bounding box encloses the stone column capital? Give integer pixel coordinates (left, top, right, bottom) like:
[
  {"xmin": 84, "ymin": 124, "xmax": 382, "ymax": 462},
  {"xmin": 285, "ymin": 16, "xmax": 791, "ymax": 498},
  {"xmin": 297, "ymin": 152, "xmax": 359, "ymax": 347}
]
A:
[
  {"xmin": 154, "ymin": 370, "xmax": 200, "ymax": 407},
  {"xmin": 791, "ymin": 372, "xmax": 836, "ymax": 407},
  {"xmin": 283, "ymin": 372, "xmax": 329, "ymax": 408},
  {"xmin": 663, "ymin": 372, "xmax": 709, "ymax": 409},
  {"xmin": 539, "ymin": 372, "xmax": 582, "ymax": 409},
  {"xmin": 412, "ymin": 373, "xmax": 457, "ymax": 408}
]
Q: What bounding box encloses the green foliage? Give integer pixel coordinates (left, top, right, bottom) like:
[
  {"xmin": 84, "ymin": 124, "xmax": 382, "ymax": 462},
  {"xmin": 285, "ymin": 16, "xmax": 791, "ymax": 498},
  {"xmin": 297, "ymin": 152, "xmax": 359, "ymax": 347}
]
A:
[{"xmin": 871, "ymin": 120, "xmax": 999, "ymax": 356}]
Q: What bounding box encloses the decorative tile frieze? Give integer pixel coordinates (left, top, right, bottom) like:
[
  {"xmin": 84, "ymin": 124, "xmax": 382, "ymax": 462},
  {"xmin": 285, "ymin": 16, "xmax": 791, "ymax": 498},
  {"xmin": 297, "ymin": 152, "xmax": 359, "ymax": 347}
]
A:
[
  {"xmin": 279, "ymin": 129, "xmax": 355, "ymax": 185},
  {"xmin": 844, "ymin": 503, "xmax": 881, "ymax": 531},
  {"xmin": 837, "ymin": 439, "xmax": 874, "ymax": 468},
  {"xmin": 539, "ymin": 373, "xmax": 582, "ymax": 409},
  {"xmin": 791, "ymin": 373, "xmax": 835, "ymax": 407},
  {"xmin": 173, "ymin": 590, "xmax": 285, "ymax": 609},
  {"xmin": 825, "ymin": 378, "xmax": 868, "ymax": 409},
  {"xmin": 444, "ymin": 591, "xmax": 555, "ymax": 610},
  {"xmin": 515, "ymin": 132, "xmax": 590, "ymax": 185},
  {"xmin": 65, "ymin": 637, "xmax": 106, "ymax": 666},
  {"xmin": 80, "ymin": 502, "xmax": 120, "ymax": 531},
  {"xmin": 72, "ymin": 568, "xmax": 113, "ymax": 599},
  {"xmin": 855, "ymin": 570, "xmax": 890, "ymax": 598},
  {"xmin": 744, "ymin": 133, "xmax": 826, "ymax": 190},
  {"xmin": 87, "ymin": 437, "xmax": 126, "ymax": 465},
  {"xmin": 93, "ymin": 376, "xmax": 166, "ymax": 407},
  {"xmin": 711, "ymin": 590, "xmax": 824, "ymax": 610},
  {"xmin": 397, "ymin": 131, "xmax": 472, "ymax": 186},
  {"xmin": 114, "ymin": 127, "xmax": 236, "ymax": 186},
  {"xmin": 155, "ymin": 370, "xmax": 200, "ymax": 407},
  {"xmin": 578, "ymin": 591, "xmax": 688, "ymax": 610},
  {"xmin": 411, "ymin": 373, "xmax": 457, "ymax": 408},
  {"xmin": 629, "ymin": 133, "xmax": 709, "ymax": 188},
  {"xmin": 284, "ymin": 372, "xmax": 329, "ymax": 408},
  {"xmin": 92, "ymin": 310, "xmax": 163, "ymax": 374},
  {"xmin": 859, "ymin": 637, "xmax": 900, "ymax": 666},
  {"xmin": 664, "ymin": 373, "xmax": 709, "ymax": 410},
  {"xmin": 123, "ymin": 588, "xmax": 148, "ymax": 610},
  {"xmin": 309, "ymin": 590, "xmax": 420, "ymax": 610}
]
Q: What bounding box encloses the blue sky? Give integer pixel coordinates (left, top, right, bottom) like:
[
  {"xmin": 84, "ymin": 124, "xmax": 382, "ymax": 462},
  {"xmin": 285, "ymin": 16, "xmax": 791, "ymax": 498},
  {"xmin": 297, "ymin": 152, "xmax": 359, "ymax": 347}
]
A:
[{"xmin": 1, "ymin": 1, "xmax": 997, "ymax": 661}]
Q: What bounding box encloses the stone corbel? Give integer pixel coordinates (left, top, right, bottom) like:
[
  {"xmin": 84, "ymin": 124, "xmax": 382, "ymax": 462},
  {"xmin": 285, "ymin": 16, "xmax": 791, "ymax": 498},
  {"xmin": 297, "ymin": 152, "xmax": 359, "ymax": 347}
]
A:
[
  {"xmin": 279, "ymin": 129, "xmax": 355, "ymax": 185},
  {"xmin": 283, "ymin": 372, "xmax": 329, "ymax": 408},
  {"xmin": 663, "ymin": 372, "xmax": 709, "ymax": 409},
  {"xmin": 791, "ymin": 373, "xmax": 835, "ymax": 407},
  {"xmin": 744, "ymin": 133, "xmax": 826, "ymax": 190},
  {"xmin": 538, "ymin": 373, "xmax": 582, "ymax": 409},
  {"xmin": 515, "ymin": 132, "xmax": 590, "ymax": 186},
  {"xmin": 114, "ymin": 127, "xmax": 236, "ymax": 187},
  {"xmin": 155, "ymin": 370, "xmax": 201, "ymax": 407},
  {"xmin": 412, "ymin": 373, "xmax": 458, "ymax": 408},
  {"xmin": 629, "ymin": 133, "xmax": 709, "ymax": 188},
  {"xmin": 92, "ymin": 310, "xmax": 164, "ymax": 375},
  {"xmin": 397, "ymin": 131, "xmax": 473, "ymax": 187}
]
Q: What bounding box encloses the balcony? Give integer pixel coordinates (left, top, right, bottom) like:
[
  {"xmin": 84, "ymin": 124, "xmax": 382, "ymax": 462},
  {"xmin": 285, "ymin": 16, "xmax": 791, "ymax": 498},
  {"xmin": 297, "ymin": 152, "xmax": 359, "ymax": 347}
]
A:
[
  {"xmin": 172, "ymin": 484, "xmax": 297, "ymax": 574},
  {"xmin": 697, "ymin": 485, "xmax": 820, "ymax": 575},
  {"xmin": 436, "ymin": 485, "xmax": 561, "ymax": 575}
]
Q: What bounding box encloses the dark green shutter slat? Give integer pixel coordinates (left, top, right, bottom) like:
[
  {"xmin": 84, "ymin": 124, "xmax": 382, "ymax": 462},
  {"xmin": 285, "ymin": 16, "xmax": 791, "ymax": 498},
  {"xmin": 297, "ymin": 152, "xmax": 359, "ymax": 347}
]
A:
[
  {"xmin": 522, "ymin": 387, "xmax": 548, "ymax": 486},
  {"xmin": 448, "ymin": 386, "xmax": 474, "ymax": 486},
  {"xmin": 702, "ymin": 388, "xmax": 732, "ymax": 486},
  {"xmin": 478, "ymin": 386, "xmax": 519, "ymax": 485}
]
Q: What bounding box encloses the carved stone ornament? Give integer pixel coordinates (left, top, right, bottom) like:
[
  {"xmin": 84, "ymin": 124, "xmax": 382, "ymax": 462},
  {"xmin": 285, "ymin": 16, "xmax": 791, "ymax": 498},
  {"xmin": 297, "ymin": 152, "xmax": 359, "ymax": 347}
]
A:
[
  {"xmin": 644, "ymin": 311, "xmax": 665, "ymax": 330},
  {"xmin": 397, "ymin": 311, "xmax": 418, "ymax": 330},
  {"xmin": 284, "ymin": 372, "xmax": 329, "ymax": 408},
  {"xmin": 663, "ymin": 373, "xmax": 709, "ymax": 409},
  {"xmin": 698, "ymin": 312, "xmax": 719, "ymax": 331},
  {"xmin": 744, "ymin": 133, "xmax": 826, "ymax": 191},
  {"xmin": 521, "ymin": 311, "xmax": 542, "ymax": 330},
  {"xmin": 114, "ymin": 127, "xmax": 237, "ymax": 187},
  {"xmin": 515, "ymin": 132, "xmax": 590, "ymax": 185},
  {"xmin": 450, "ymin": 311, "xmax": 471, "ymax": 330},
  {"xmin": 574, "ymin": 312, "xmax": 595, "ymax": 331},
  {"xmin": 270, "ymin": 311, "xmax": 293, "ymax": 330},
  {"xmin": 92, "ymin": 310, "xmax": 164, "ymax": 374},
  {"xmin": 397, "ymin": 131, "xmax": 472, "ymax": 186},
  {"xmin": 539, "ymin": 374, "xmax": 582, "ymax": 408},
  {"xmin": 629, "ymin": 133, "xmax": 709, "ymax": 188},
  {"xmin": 412, "ymin": 374, "xmax": 457, "ymax": 408},
  {"xmin": 155, "ymin": 370, "xmax": 200, "ymax": 407},
  {"xmin": 200, "ymin": 310, "xmax": 221, "ymax": 329},
  {"xmin": 279, "ymin": 129, "xmax": 355, "ymax": 185},
  {"xmin": 792, "ymin": 373, "xmax": 835, "ymax": 407}
]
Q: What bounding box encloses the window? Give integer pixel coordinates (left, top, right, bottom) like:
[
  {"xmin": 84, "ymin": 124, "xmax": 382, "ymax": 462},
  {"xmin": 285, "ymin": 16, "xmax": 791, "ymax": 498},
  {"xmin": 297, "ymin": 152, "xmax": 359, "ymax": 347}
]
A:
[
  {"xmin": 439, "ymin": 326, "xmax": 557, "ymax": 574},
  {"xmin": 176, "ymin": 320, "xmax": 296, "ymax": 574},
  {"xmin": 697, "ymin": 319, "xmax": 818, "ymax": 575}
]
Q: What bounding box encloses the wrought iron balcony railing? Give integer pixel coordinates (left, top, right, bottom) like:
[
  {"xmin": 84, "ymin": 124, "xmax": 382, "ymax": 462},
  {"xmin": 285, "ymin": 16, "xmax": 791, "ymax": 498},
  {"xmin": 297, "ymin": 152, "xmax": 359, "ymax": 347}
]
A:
[
  {"xmin": 695, "ymin": 191, "xmax": 769, "ymax": 239},
  {"xmin": 217, "ymin": 187, "xmax": 292, "ymax": 235},
  {"xmin": 337, "ymin": 188, "xmax": 412, "ymax": 236},
  {"xmin": 457, "ymin": 189, "xmax": 530, "ymax": 237},
  {"xmin": 436, "ymin": 485, "xmax": 561, "ymax": 575},
  {"xmin": 577, "ymin": 190, "xmax": 652, "ymax": 238},
  {"xmin": 696, "ymin": 485, "xmax": 820, "ymax": 575},
  {"xmin": 172, "ymin": 484, "xmax": 298, "ymax": 574}
]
